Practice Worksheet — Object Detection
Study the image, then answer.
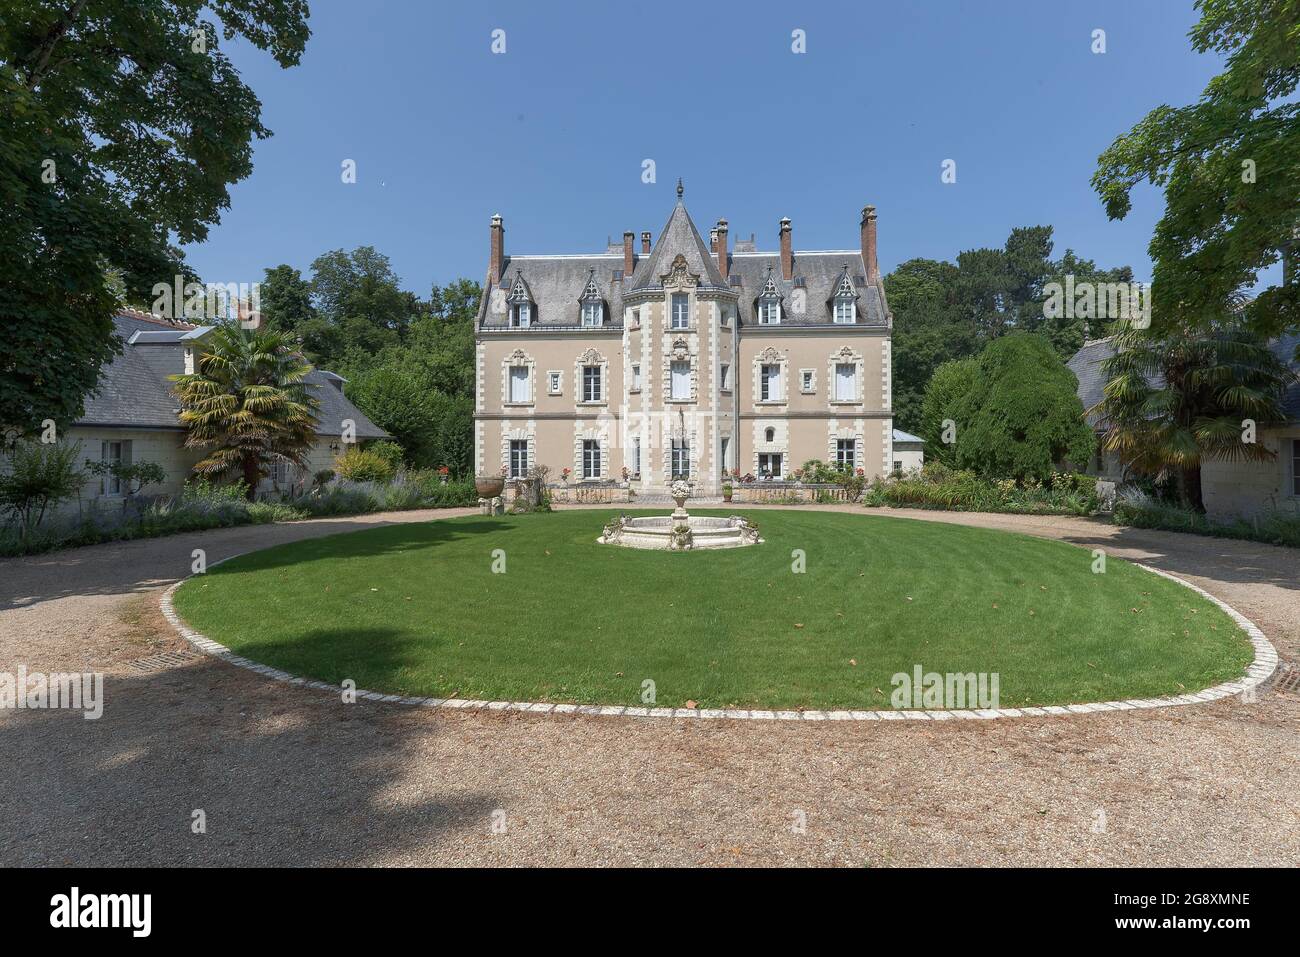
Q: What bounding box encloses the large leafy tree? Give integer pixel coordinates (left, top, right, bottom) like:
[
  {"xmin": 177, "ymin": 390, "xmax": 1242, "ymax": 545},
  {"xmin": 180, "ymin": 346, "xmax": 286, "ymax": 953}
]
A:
[
  {"xmin": 1093, "ymin": 320, "xmax": 1297, "ymax": 512},
  {"xmin": 920, "ymin": 334, "xmax": 1095, "ymax": 482},
  {"xmin": 0, "ymin": 0, "xmax": 310, "ymax": 436},
  {"xmin": 887, "ymin": 227, "xmax": 1133, "ymax": 432},
  {"xmin": 339, "ymin": 279, "xmax": 481, "ymax": 472},
  {"xmin": 259, "ymin": 264, "xmax": 316, "ymax": 335},
  {"xmin": 170, "ymin": 324, "xmax": 319, "ymax": 499},
  {"xmin": 1092, "ymin": 0, "xmax": 1300, "ymax": 341}
]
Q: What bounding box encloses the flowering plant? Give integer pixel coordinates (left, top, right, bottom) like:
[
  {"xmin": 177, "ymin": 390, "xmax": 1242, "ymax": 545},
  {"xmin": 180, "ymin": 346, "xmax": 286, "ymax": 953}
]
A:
[
  {"xmin": 561, "ymin": 467, "xmax": 571, "ymax": 478},
  {"xmin": 670, "ymin": 479, "xmax": 691, "ymax": 500},
  {"xmin": 437, "ymin": 465, "xmax": 449, "ymax": 476}
]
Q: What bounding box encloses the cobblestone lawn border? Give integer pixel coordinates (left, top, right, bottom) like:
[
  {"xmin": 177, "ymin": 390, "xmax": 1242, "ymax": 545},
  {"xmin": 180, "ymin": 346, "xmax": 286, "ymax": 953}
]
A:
[{"xmin": 159, "ymin": 556, "xmax": 1278, "ymax": 722}]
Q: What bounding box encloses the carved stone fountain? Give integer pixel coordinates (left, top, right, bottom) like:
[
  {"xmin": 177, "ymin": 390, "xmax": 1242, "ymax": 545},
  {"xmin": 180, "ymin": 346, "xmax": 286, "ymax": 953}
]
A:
[{"xmin": 597, "ymin": 481, "xmax": 762, "ymax": 551}]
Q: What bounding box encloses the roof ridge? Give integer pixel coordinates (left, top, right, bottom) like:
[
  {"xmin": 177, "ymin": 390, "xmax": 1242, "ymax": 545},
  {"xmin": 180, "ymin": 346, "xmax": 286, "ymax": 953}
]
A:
[{"xmin": 118, "ymin": 307, "xmax": 198, "ymax": 330}]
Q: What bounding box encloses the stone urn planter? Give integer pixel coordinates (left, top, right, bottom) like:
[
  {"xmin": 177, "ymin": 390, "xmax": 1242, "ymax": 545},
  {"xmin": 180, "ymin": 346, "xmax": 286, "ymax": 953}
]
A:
[{"xmin": 475, "ymin": 475, "xmax": 505, "ymax": 499}]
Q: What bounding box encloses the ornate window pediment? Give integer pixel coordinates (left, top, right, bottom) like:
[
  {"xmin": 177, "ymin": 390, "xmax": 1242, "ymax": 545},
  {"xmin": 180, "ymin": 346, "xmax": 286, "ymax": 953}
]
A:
[
  {"xmin": 506, "ymin": 274, "xmax": 533, "ymax": 304},
  {"xmin": 661, "ymin": 253, "xmax": 700, "ymax": 290}
]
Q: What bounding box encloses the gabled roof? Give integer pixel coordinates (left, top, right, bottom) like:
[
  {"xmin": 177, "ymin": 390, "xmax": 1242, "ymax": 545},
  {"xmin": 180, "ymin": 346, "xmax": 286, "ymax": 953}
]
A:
[
  {"xmin": 629, "ymin": 197, "xmax": 729, "ymax": 292},
  {"xmin": 76, "ymin": 313, "xmax": 388, "ymax": 439},
  {"xmin": 892, "ymin": 428, "xmax": 924, "ymax": 445}
]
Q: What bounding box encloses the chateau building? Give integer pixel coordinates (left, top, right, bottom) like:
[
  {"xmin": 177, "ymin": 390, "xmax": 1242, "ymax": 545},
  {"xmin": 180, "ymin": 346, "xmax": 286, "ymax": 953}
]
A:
[{"xmin": 473, "ymin": 182, "xmax": 894, "ymax": 495}]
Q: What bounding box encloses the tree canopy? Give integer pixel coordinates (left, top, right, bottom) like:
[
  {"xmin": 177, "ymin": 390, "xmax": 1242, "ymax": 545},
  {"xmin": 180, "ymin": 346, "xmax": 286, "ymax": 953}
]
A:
[
  {"xmin": 0, "ymin": 0, "xmax": 310, "ymax": 435},
  {"xmin": 920, "ymin": 334, "xmax": 1095, "ymax": 482},
  {"xmin": 1092, "ymin": 0, "xmax": 1300, "ymax": 342},
  {"xmin": 886, "ymin": 226, "xmax": 1133, "ymax": 433}
]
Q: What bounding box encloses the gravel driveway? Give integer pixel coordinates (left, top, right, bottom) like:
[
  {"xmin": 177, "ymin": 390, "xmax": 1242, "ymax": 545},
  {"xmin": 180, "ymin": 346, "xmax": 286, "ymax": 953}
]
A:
[{"xmin": 2, "ymin": 505, "xmax": 1297, "ymax": 866}]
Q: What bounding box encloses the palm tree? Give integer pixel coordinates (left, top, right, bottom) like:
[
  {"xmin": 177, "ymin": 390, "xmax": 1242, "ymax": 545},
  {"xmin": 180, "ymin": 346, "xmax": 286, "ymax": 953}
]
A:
[
  {"xmin": 170, "ymin": 324, "xmax": 320, "ymax": 500},
  {"xmin": 1093, "ymin": 317, "xmax": 1296, "ymax": 512}
]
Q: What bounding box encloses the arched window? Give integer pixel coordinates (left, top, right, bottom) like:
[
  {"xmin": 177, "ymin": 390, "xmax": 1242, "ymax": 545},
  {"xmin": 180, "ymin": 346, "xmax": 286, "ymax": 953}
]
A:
[{"xmin": 764, "ymin": 427, "xmax": 775, "ymax": 442}]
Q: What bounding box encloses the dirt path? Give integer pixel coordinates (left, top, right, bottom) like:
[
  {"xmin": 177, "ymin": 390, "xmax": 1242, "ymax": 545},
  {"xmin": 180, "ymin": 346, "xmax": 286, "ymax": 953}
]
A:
[{"xmin": 2, "ymin": 505, "xmax": 1296, "ymax": 866}]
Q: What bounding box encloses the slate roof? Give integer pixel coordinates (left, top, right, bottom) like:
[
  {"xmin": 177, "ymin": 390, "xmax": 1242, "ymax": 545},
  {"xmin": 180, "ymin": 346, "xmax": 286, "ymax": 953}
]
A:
[
  {"xmin": 477, "ymin": 195, "xmax": 890, "ymax": 329},
  {"xmin": 728, "ymin": 252, "xmax": 886, "ymax": 326},
  {"xmin": 1271, "ymin": 332, "xmax": 1300, "ymax": 421},
  {"xmin": 1067, "ymin": 337, "xmax": 1118, "ymax": 429},
  {"xmin": 629, "ymin": 199, "xmax": 729, "ymax": 292},
  {"xmin": 77, "ymin": 313, "xmax": 388, "ymax": 439},
  {"xmin": 892, "ymin": 429, "xmax": 924, "ymax": 446},
  {"xmin": 482, "ymin": 254, "xmax": 626, "ymax": 330}
]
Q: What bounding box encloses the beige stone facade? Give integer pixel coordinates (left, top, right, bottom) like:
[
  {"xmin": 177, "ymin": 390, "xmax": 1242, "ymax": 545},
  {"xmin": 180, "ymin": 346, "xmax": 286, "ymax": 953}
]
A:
[{"xmin": 475, "ymin": 190, "xmax": 894, "ymax": 495}]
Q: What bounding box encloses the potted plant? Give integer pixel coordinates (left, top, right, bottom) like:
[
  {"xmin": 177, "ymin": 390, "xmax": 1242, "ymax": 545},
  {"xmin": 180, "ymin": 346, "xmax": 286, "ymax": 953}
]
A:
[
  {"xmin": 670, "ymin": 478, "xmax": 691, "ymax": 510},
  {"xmin": 722, "ymin": 481, "xmax": 733, "ymax": 503},
  {"xmin": 475, "ymin": 465, "xmax": 506, "ymax": 499}
]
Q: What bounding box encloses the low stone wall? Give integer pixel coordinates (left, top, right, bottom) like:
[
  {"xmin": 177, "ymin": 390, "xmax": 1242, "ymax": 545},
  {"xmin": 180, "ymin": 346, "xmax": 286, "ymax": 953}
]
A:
[
  {"xmin": 728, "ymin": 483, "xmax": 858, "ymax": 504},
  {"xmin": 547, "ymin": 482, "xmax": 634, "ymax": 505}
]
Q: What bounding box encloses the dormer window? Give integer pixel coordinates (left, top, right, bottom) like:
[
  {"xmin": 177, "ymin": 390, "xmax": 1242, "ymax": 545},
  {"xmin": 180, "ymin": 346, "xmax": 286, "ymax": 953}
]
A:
[
  {"xmin": 579, "ymin": 270, "xmax": 603, "ymax": 327},
  {"xmin": 832, "ymin": 269, "xmax": 857, "ymax": 324},
  {"xmin": 758, "ymin": 269, "xmax": 782, "ymax": 325},
  {"xmin": 506, "ymin": 274, "xmax": 534, "ymax": 328}
]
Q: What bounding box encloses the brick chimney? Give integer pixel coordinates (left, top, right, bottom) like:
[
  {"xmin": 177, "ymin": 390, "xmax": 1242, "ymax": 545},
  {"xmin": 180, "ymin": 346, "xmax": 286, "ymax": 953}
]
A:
[
  {"xmin": 623, "ymin": 231, "xmax": 635, "ymax": 277},
  {"xmin": 715, "ymin": 219, "xmax": 729, "ymax": 280},
  {"xmin": 779, "ymin": 217, "xmax": 793, "ymax": 280},
  {"xmin": 641, "ymin": 231, "xmax": 652, "ymax": 254},
  {"xmin": 861, "ymin": 205, "xmax": 879, "ymax": 281},
  {"xmin": 489, "ymin": 214, "xmax": 504, "ymax": 285}
]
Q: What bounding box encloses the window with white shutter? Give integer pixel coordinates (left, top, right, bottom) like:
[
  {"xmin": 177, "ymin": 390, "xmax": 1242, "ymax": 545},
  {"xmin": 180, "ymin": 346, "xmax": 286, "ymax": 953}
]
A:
[
  {"xmin": 835, "ymin": 362, "xmax": 856, "ymax": 401},
  {"xmin": 508, "ymin": 365, "xmax": 530, "ymax": 402},
  {"xmin": 670, "ymin": 360, "xmax": 691, "ymax": 400}
]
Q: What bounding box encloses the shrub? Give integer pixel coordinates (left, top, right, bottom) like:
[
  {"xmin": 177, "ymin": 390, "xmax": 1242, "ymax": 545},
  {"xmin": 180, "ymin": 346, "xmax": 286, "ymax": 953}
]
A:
[
  {"xmin": 368, "ymin": 440, "xmax": 406, "ymax": 470},
  {"xmin": 0, "ymin": 441, "xmax": 87, "ymax": 540},
  {"xmin": 863, "ymin": 465, "xmax": 1099, "ymax": 515},
  {"xmin": 83, "ymin": 458, "xmax": 167, "ymax": 497},
  {"xmin": 334, "ymin": 446, "xmax": 396, "ymax": 483},
  {"xmin": 919, "ymin": 334, "xmax": 1095, "ymax": 482},
  {"xmin": 1112, "ymin": 488, "xmax": 1300, "ymax": 548}
]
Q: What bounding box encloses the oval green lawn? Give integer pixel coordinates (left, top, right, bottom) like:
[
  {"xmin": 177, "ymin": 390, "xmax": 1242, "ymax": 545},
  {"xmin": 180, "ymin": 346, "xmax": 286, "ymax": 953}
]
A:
[{"xmin": 172, "ymin": 510, "xmax": 1254, "ymax": 710}]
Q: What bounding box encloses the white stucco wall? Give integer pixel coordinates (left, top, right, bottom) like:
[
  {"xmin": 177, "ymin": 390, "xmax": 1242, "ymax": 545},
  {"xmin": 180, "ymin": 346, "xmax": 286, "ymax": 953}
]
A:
[{"xmin": 1201, "ymin": 427, "xmax": 1300, "ymax": 519}]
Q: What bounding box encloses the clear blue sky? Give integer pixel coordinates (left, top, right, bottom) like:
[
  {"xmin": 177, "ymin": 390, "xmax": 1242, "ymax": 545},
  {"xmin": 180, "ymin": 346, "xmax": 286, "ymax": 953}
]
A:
[{"xmin": 184, "ymin": 0, "xmax": 1224, "ymax": 296}]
